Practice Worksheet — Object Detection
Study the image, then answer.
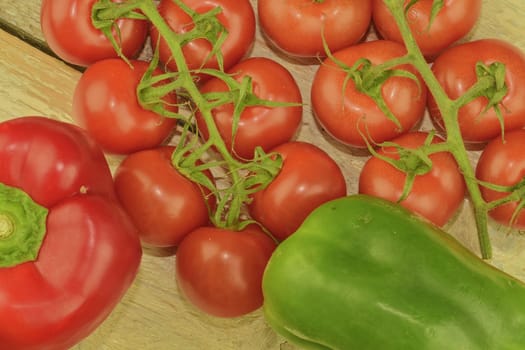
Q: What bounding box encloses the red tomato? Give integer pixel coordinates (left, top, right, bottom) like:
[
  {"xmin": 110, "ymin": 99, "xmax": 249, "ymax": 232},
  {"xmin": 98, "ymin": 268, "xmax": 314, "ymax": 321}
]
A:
[
  {"xmin": 114, "ymin": 146, "xmax": 214, "ymax": 247},
  {"xmin": 248, "ymin": 141, "xmax": 347, "ymax": 241},
  {"xmin": 196, "ymin": 57, "xmax": 303, "ymax": 160},
  {"xmin": 150, "ymin": 0, "xmax": 255, "ymax": 82},
  {"xmin": 311, "ymin": 40, "xmax": 427, "ymax": 148},
  {"xmin": 0, "ymin": 116, "xmax": 141, "ymax": 350},
  {"xmin": 372, "ymin": 0, "xmax": 481, "ymax": 60},
  {"xmin": 175, "ymin": 224, "xmax": 276, "ymax": 318},
  {"xmin": 358, "ymin": 131, "xmax": 466, "ymax": 227},
  {"xmin": 476, "ymin": 129, "xmax": 525, "ymax": 228},
  {"xmin": 40, "ymin": 0, "xmax": 148, "ymax": 67},
  {"xmin": 72, "ymin": 58, "xmax": 178, "ymax": 155},
  {"xmin": 428, "ymin": 39, "xmax": 525, "ymax": 143},
  {"xmin": 258, "ymin": 0, "xmax": 372, "ymax": 58}
]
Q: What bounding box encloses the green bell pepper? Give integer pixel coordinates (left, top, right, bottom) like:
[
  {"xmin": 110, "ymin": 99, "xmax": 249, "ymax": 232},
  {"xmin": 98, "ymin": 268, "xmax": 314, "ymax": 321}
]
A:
[{"xmin": 262, "ymin": 194, "xmax": 525, "ymax": 350}]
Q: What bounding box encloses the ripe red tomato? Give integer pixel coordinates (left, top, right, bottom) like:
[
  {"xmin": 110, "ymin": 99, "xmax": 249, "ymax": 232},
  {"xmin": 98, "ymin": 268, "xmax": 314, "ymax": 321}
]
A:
[
  {"xmin": 248, "ymin": 141, "xmax": 347, "ymax": 241},
  {"xmin": 311, "ymin": 40, "xmax": 427, "ymax": 148},
  {"xmin": 150, "ymin": 0, "xmax": 255, "ymax": 82},
  {"xmin": 428, "ymin": 39, "xmax": 525, "ymax": 143},
  {"xmin": 195, "ymin": 57, "xmax": 303, "ymax": 160},
  {"xmin": 372, "ymin": 0, "xmax": 481, "ymax": 60},
  {"xmin": 358, "ymin": 131, "xmax": 466, "ymax": 227},
  {"xmin": 476, "ymin": 129, "xmax": 525, "ymax": 228},
  {"xmin": 72, "ymin": 58, "xmax": 178, "ymax": 155},
  {"xmin": 114, "ymin": 146, "xmax": 213, "ymax": 247},
  {"xmin": 258, "ymin": 0, "xmax": 372, "ymax": 58},
  {"xmin": 175, "ymin": 224, "xmax": 276, "ymax": 318},
  {"xmin": 40, "ymin": 0, "xmax": 148, "ymax": 67}
]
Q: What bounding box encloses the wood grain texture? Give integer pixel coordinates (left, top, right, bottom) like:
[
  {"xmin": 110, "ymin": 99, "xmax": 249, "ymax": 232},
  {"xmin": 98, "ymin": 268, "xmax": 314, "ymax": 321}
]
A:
[{"xmin": 1, "ymin": 1, "xmax": 525, "ymax": 349}]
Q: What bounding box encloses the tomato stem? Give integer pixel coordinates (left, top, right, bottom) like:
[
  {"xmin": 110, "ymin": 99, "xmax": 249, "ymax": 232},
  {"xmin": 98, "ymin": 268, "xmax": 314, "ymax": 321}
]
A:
[{"xmin": 383, "ymin": 0, "xmax": 492, "ymax": 259}]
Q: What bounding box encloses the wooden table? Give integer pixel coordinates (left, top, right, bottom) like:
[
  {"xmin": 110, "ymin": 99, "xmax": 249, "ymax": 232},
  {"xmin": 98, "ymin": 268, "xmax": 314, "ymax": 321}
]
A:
[{"xmin": 2, "ymin": 1, "xmax": 525, "ymax": 349}]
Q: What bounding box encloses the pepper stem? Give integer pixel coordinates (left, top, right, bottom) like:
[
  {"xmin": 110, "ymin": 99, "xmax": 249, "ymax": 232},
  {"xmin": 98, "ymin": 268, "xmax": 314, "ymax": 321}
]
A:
[
  {"xmin": 0, "ymin": 183, "xmax": 48, "ymax": 268},
  {"xmin": 0, "ymin": 213, "xmax": 14, "ymax": 239}
]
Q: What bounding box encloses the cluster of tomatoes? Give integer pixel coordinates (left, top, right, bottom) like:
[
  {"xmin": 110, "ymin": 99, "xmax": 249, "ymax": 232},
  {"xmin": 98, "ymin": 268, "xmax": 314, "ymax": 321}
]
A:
[{"xmin": 39, "ymin": 0, "xmax": 525, "ymax": 320}]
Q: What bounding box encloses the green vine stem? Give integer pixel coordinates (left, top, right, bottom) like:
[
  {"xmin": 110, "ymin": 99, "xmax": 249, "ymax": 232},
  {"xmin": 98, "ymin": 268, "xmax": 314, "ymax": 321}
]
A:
[
  {"xmin": 92, "ymin": 0, "xmax": 509, "ymax": 255},
  {"xmin": 92, "ymin": 0, "xmax": 287, "ymax": 230},
  {"xmin": 383, "ymin": 0, "xmax": 494, "ymax": 258}
]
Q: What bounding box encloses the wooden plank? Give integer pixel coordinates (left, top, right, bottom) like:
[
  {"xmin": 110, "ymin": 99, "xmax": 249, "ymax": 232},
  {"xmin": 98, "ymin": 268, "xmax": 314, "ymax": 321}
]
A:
[
  {"xmin": 0, "ymin": 0, "xmax": 43, "ymax": 46},
  {"xmin": 2, "ymin": 1, "xmax": 525, "ymax": 349}
]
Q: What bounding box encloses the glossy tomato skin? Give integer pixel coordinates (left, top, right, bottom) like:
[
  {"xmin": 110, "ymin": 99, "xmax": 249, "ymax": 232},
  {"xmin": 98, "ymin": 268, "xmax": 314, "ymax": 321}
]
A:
[
  {"xmin": 150, "ymin": 0, "xmax": 255, "ymax": 82},
  {"xmin": 114, "ymin": 146, "xmax": 213, "ymax": 247},
  {"xmin": 0, "ymin": 116, "xmax": 116, "ymax": 206},
  {"xmin": 358, "ymin": 131, "xmax": 466, "ymax": 227},
  {"xmin": 41, "ymin": 0, "xmax": 148, "ymax": 67},
  {"xmin": 175, "ymin": 225, "xmax": 276, "ymax": 318},
  {"xmin": 476, "ymin": 129, "xmax": 525, "ymax": 228},
  {"xmin": 258, "ymin": 0, "xmax": 372, "ymax": 58},
  {"xmin": 196, "ymin": 57, "xmax": 303, "ymax": 160},
  {"xmin": 0, "ymin": 117, "xmax": 141, "ymax": 350},
  {"xmin": 428, "ymin": 39, "xmax": 525, "ymax": 143},
  {"xmin": 311, "ymin": 40, "xmax": 427, "ymax": 148},
  {"xmin": 73, "ymin": 58, "xmax": 178, "ymax": 155},
  {"xmin": 248, "ymin": 141, "xmax": 347, "ymax": 241},
  {"xmin": 372, "ymin": 0, "xmax": 481, "ymax": 60}
]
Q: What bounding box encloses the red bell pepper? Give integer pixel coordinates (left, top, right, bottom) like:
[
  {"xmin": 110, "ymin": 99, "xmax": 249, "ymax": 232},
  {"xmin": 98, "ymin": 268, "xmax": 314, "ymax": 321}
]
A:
[{"xmin": 0, "ymin": 116, "xmax": 142, "ymax": 350}]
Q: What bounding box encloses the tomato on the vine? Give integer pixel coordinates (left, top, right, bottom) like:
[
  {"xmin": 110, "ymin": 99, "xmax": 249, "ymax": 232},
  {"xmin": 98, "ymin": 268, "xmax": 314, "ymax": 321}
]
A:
[
  {"xmin": 195, "ymin": 57, "xmax": 303, "ymax": 160},
  {"xmin": 476, "ymin": 129, "xmax": 525, "ymax": 228},
  {"xmin": 248, "ymin": 141, "xmax": 347, "ymax": 241},
  {"xmin": 41, "ymin": 0, "xmax": 149, "ymax": 67},
  {"xmin": 72, "ymin": 58, "xmax": 178, "ymax": 155},
  {"xmin": 428, "ymin": 39, "xmax": 525, "ymax": 143},
  {"xmin": 114, "ymin": 146, "xmax": 214, "ymax": 247},
  {"xmin": 258, "ymin": 0, "xmax": 372, "ymax": 58},
  {"xmin": 359, "ymin": 131, "xmax": 466, "ymax": 227},
  {"xmin": 372, "ymin": 0, "xmax": 481, "ymax": 60},
  {"xmin": 175, "ymin": 224, "xmax": 276, "ymax": 318},
  {"xmin": 150, "ymin": 0, "xmax": 255, "ymax": 82},
  {"xmin": 311, "ymin": 40, "xmax": 427, "ymax": 148}
]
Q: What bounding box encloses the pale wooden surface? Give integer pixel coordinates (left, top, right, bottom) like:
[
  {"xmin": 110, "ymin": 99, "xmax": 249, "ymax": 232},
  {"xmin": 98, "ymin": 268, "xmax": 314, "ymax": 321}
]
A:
[{"xmin": 1, "ymin": 1, "xmax": 525, "ymax": 349}]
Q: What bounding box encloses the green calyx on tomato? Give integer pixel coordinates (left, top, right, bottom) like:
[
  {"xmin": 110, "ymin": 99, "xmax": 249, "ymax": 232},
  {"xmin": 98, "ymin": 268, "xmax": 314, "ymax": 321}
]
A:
[
  {"xmin": 453, "ymin": 62, "xmax": 508, "ymax": 138},
  {"xmin": 90, "ymin": 0, "xmax": 148, "ymax": 64},
  {"xmin": 322, "ymin": 39, "xmax": 419, "ymax": 130},
  {"xmin": 168, "ymin": 0, "xmax": 228, "ymax": 70},
  {"xmin": 361, "ymin": 130, "xmax": 449, "ymax": 203},
  {"xmin": 483, "ymin": 178, "xmax": 525, "ymax": 227},
  {"xmin": 476, "ymin": 129, "xmax": 525, "ymax": 229},
  {"xmin": 136, "ymin": 50, "xmax": 186, "ymax": 120},
  {"xmin": 0, "ymin": 183, "xmax": 48, "ymax": 268}
]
